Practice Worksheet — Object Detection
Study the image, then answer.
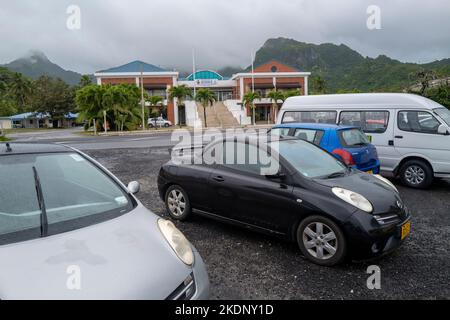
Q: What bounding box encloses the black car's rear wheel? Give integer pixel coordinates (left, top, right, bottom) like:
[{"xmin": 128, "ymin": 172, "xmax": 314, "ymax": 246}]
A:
[
  {"xmin": 165, "ymin": 185, "xmax": 191, "ymax": 220},
  {"xmin": 297, "ymin": 215, "xmax": 346, "ymax": 266}
]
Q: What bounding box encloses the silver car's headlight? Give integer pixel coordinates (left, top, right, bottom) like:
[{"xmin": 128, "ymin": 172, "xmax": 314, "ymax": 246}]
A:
[
  {"xmin": 158, "ymin": 219, "xmax": 194, "ymax": 266},
  {"xmin": 374, "ymin": 174, "xmax": 398, "ymax": 192},
  {"xmin": 332, "ymin": 187, "xmax": 373, "ymax": 213}
]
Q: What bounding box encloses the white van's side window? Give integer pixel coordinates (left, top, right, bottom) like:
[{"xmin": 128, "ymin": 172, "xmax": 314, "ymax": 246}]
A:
[
  {"xmin": 282, "ymin": 111, "xmax": 337, "ymax": 124},
  {"xmin": 339, "ymin": 110, "xmax": 389, "ymax": 133},
  {"xmin": 398, "ymin": 111, "xmax": 441, "ymax": 134}
]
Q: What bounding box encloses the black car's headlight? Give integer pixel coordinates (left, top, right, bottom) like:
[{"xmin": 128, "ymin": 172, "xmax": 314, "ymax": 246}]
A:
[
  {"xmin": 158, "ymin": 219, "xmax": 194, "ymax": 266},
  {"xmin": 332, "ymin": 187, "xmax": 373, "ymax": 213}
]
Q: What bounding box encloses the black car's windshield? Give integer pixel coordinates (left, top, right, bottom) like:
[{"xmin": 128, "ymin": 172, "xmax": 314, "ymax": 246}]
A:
[
  {"xmin": 434, "ymin": 108, "xmax": 450, "ymax": 127},
  {"xmin": 0, "ymin": 152, "xmax": 133, "ymax": 245},
  {"xmin": 274, "ymin": 139, "xmax": 347, "ymax": 178}
]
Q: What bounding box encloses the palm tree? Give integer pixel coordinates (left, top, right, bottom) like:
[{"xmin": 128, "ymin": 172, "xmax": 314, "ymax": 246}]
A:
[
  {"xmin": 78, "ymin": 74, "xmax": 92, "ymax": 88},
  {"xmin": 9, "ymin": 73, "xmax": 33, "ymax": 112},
  {"xmin": 146, "ymin": 95, "xmax": 164, "ymax": 129},
  {"xmin": 242, "ymin": 91, "xmax": 261, "ymax": 125},
  {"xmin": 312, "ymin": 76, "xmax": 327, "ymax": 94},
  {"xmin": 283, "ymin": 89, "xmax": 302, "ymax": 100},
  {"xmin": 267, "ymin": 90, "xmax": 285, "ymax": 122},
  {"xmin": 102, "ymin": 85, "xmax": 134, "ymax": 131},
  {"xmin": 75, "ymin": 84, "xmax": 106, "ymax": 134},
  {"xmin": 168, "ymin": 85, "xmax": 192, "ymax": 107},
  {"xmin": 195, "ymin": 88, "xmax": 217, "ymax": 128}
]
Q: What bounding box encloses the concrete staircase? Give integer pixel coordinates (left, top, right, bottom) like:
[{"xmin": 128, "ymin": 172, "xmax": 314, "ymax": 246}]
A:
[
  {"xmin": 215, "ymin": 102, "xmax": 239, "ymax": 127},
  {"xmin": 197, "ymin": 101, "xmax": 239, "ymax": 128}
]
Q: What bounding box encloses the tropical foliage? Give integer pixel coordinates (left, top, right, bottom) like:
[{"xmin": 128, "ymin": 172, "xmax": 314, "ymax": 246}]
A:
[
  {"xmin": 147, "ymin": 95, "xmax": 164, "ymax": 117},
  {"xmin": 253, "ymin": 37, "xmax": 450, "ymax": 92},
  {"xmin": 195, "ymin": 88, "xmax": 216, "ymax": 128},
  {"xmin": 0, "ymin": 67, "xmax": 76, "ymax": 120},
  {"xmin": 168, "ymin": 85, "xmax": 192, "ymax": 107},
  {"xmin": 242, "ymin": 91, "xmax": 261, "ymax": 125},
  {"xmin": 311, "ymin": 76, "xmax": 327, "ymax": 94},
  {"xmin": 76, "ymin": 84, "xmax": 141, "ymax": 132}
]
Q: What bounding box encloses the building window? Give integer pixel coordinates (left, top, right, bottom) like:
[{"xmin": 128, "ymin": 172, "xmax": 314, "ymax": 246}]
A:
[{"xmin": 271, "ymin": 66, "xmax": 278, "ymax": 72}]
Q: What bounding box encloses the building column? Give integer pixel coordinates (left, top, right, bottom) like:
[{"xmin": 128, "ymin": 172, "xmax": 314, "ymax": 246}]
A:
[
  {"xmin": 135, "ymin": 77, "xmax": 140, "ymax": 86},
  {"xmin": 97, "ymin": 78, "xmax": 102, "ymax": 85},
  {"xmin": 304, "ymin": 76, "xmax": 309, "ymax": 96},
  {"xmin": 239, "ymin": 78, "xmax": 244, "ymax": 100},
  {"xmin": 166, "ymin": 84, "xmax": 176, "ymax": 124}
]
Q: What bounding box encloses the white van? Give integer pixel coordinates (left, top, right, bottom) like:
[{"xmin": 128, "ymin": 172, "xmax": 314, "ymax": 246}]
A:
[{"xmin": 277, "ymin": 93, "xmax": 450, "ymax": 188}]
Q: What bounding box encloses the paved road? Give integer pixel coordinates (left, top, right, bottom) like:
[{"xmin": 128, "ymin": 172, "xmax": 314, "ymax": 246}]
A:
[
  {"xmin": 8, "ymin": 128, "xmax": 243, "ymax": 150},
  {"xmin": 9, "ymin": 128, "xmax": 177, "ymax": 149},
  {"xmin": 85, "ymin": 147, "xmax": 450, "ymax": 300}
]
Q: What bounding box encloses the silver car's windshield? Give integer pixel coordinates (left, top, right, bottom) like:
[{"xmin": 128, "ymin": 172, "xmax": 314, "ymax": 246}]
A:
[
  {"xmin": 0, "ymin": 153, "xmax": 133, "ymax": 245},
  {"xmin": 274, "ymin": 140, "xmax": 347, "ymax": 178},
  {"xmin": 434, "ymin": 108, "xmax": 450, "ymax": 127}
]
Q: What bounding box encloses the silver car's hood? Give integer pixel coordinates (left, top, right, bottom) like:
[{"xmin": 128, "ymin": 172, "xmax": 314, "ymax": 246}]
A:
[{"xmin": 0, "ymin": 204, "xmax": 192, "ymax": 299}]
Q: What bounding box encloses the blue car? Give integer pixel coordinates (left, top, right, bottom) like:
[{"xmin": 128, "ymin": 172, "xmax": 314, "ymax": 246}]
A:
[{"xmin": 270, "ymin": 123, "xmax": 380, "ymax": 174}]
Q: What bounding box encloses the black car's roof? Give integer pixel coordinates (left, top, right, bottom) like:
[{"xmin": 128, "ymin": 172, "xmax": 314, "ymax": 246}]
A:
[{"xmin": 0, "ymin": 143, "xmax": 73, "ymax": 156}]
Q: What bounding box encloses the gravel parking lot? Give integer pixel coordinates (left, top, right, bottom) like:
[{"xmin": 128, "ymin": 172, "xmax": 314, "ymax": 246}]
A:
[{"xmin": 86, "ymin": 147, "xmax": 450, "ymax": 300}]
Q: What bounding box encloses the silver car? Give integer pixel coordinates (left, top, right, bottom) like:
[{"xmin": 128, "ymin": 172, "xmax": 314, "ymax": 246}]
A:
[{"xmin": 0, "ymin": 143, "xmax": 209, "ymax": 299}]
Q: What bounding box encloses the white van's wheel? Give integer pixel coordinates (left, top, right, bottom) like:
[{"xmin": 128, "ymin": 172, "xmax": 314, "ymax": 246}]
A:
[{"xmin": 399, "ymin": 160, "xmax": 433, "ymax": 189}]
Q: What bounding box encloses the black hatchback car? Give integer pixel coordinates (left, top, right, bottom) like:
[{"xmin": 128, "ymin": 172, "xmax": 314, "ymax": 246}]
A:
[{"xmin": 158, "ymin": 136, "xmax": 411, "ymax": 266}]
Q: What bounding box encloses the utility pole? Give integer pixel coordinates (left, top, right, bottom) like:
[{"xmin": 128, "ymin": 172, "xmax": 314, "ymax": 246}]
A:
[
  {"xmin": 103, "ymin": 110, "xmax": 107, "ymax": 134},
  {"xmin": 251, "ymin": 51, "xmax": 255, "ymax": 93},
  {"xmin": 140, "ymin": 62, "xmax": 145, "ymax": 130},
  {"xmin": 192, "ymin": 48, "xmax": 197, "ymax": 99}
]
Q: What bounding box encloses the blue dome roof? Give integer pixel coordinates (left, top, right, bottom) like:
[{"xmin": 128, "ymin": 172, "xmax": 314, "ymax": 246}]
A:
[{"xmin": 187, "ymin": 70, "xmax": 223, "ymax": 81}]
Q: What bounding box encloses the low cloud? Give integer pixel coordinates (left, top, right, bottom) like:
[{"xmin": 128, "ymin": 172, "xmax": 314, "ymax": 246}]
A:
[{"xmin": 0, "ymin": 0, "xmax": 448, "ymax": 74}]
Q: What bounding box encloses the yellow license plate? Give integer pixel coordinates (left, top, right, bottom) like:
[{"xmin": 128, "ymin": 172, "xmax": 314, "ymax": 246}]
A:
[
  {"xmin": 401, "ymin": 221, "xmax": 411, "ymax": 240},
  {"xmin": 367, "ymin": 170, "xmax": 373, "ymax": 174}
]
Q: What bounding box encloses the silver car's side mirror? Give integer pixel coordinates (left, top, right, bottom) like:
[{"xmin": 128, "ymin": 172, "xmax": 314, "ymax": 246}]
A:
[
  {"xmin": 437, "ymin": 124, "xmax": 449, "ymax": 135},
  {"xmin": 127, "ymin": 181, "xmax": 140, "ymax": 194}
]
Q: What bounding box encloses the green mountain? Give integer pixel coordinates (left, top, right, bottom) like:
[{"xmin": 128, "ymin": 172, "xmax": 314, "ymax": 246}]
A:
[
  {"xmin": 253, "ymin": 37, "xmax": 450, "ymax": 92},
  {"xmin": 1, "ymin": 50, "xmax": 83, "ymax": 85}
]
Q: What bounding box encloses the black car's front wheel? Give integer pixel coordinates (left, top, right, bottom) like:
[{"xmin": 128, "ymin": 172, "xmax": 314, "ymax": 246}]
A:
[
  {"xmin": 165, "ymin": 185, "xmax": 191, "ymax": 220},
  {"xmin": 297, "ymin": 215, "xmax": 346, "ymax": 266}
]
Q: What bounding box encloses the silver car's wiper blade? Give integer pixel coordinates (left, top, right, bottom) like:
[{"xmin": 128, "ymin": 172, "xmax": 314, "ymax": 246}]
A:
[{"xmin": 32, "ymin": 166, "xmax": 48, "ymax": 237}]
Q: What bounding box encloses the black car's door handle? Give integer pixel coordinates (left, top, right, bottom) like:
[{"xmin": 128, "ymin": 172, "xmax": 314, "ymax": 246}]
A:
[
  {"xmin": 212, "ymin": 176, "xmax": 225, "ymax": 182},
  {"xmin": 395, "ymin": 135, "xmax": 403, "ymax": 139}
]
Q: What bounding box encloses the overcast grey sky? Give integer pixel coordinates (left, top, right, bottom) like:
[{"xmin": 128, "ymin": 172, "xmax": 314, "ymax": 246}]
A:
[{"xmin": 0, "ymin": 0, "xmax": 449, "ymax": 74}]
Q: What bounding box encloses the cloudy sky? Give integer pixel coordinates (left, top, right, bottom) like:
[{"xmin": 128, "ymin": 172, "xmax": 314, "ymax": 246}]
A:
[{"xmin": 0, "ymin": 0, "xmax": 449, "ymax": 74}]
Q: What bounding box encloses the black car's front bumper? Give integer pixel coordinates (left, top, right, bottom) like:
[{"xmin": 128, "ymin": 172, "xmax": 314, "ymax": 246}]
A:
[{"xmin": 343, "ymin": 207, "xmax": 411, "ymax": 260}]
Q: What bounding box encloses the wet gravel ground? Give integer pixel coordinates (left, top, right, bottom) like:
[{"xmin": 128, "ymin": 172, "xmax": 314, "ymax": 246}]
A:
[{"xmin": 86, "ymin": 147, "xmax": 450, "ymax": 300}]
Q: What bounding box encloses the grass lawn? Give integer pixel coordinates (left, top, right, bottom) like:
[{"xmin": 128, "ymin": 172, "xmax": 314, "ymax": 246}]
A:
[{"xmin": 0, "ymin": 136, "xmax": 11, "ymax": 142}]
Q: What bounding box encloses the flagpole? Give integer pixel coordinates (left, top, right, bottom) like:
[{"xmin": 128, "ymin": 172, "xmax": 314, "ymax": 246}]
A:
[
  {"xmin": 251, "ymin": 51, "xmax": 255, "ymax": 93},
  {"xmin": 192, "ymin": 48, "xmax": 197, "ymax": 98}
]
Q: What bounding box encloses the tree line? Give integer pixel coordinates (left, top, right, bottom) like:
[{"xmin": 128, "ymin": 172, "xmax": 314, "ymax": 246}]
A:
[
  {"xmin": 1, "ymin": 66, "xmax": 448, "ymax": 132},
  {"xmin": 0, "ymin": 68, "xmax": 89, "ymax": 120}
]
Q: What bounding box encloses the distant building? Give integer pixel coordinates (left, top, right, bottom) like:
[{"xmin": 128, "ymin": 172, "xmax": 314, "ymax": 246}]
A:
[
  {"xmin": 0, "ymin": 117, "xmax": 12, "ymax": 130},
  {"xmin": 8, "ymin": 112, "xmax": 78, "ymax": 129},
  {"xmin": 95, "ymin": 59, "xmax": 311, "ymax": 126}
]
